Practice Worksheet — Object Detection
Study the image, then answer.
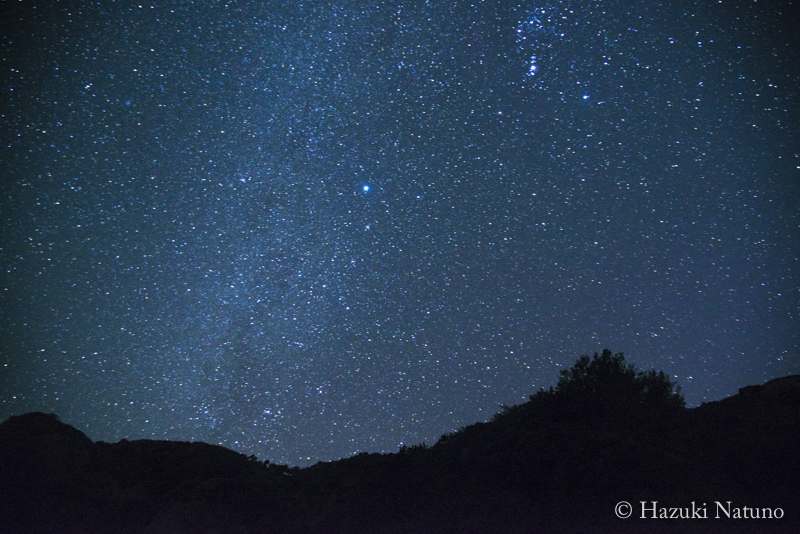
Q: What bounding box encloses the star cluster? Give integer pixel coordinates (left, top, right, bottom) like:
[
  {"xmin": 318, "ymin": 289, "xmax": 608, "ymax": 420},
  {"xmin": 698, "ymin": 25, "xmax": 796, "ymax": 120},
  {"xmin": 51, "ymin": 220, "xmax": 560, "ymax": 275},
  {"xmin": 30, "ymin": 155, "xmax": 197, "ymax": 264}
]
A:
[{"xmin": 1, "ymin": 1, "xmax": 797, "ymax": 465}]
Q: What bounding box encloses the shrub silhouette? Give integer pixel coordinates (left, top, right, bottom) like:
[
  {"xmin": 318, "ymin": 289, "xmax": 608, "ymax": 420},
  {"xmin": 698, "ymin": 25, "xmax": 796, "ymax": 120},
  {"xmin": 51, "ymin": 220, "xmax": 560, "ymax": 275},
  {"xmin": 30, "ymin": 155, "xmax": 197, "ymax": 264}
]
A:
[
  {"xmin": 554, "ymin": 348, "xmax": 684, "ymax": 412},
  {"xmin": 494, "ymin": 349, "xmax": 685, "ymax": 428}
]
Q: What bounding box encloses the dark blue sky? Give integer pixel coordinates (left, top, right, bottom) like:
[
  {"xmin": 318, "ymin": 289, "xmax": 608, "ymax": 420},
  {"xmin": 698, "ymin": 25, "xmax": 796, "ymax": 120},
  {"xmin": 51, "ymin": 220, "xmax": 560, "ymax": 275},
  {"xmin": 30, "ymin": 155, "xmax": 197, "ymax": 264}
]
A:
[{"xmin": 1, "ymin": 0, "xmax": 798, "ymax": 466}]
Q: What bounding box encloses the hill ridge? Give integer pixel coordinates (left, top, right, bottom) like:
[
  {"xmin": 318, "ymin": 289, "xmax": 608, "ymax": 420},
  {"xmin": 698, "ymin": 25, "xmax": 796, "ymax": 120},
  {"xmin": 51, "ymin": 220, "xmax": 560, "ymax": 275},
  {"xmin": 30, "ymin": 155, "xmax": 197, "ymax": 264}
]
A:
[{"xmin": 1, "ymin": 371, "xmax": 798, "ymax": 533}]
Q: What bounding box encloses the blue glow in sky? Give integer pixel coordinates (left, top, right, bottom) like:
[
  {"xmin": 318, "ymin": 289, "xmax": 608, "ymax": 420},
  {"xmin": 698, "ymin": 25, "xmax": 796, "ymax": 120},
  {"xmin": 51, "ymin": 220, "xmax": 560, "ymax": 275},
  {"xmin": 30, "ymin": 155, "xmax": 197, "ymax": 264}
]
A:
[{"xmin": 1, "ymin": 0, "xmax": 797, "ymax": 467}]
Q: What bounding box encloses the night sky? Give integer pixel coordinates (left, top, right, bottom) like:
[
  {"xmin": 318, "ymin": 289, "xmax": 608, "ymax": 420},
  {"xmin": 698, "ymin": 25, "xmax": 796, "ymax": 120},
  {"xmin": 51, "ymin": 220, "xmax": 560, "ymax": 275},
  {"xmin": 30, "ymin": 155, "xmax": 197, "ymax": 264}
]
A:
[{"xmin": 2, "ymin": 1, "xmax": 798, "ymax": 466}]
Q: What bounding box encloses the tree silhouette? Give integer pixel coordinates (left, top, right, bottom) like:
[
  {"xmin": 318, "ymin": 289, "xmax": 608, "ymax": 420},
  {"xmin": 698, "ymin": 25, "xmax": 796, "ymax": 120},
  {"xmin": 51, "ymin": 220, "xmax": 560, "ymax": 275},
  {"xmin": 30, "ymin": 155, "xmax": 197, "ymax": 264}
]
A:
[
  {"xmin": 552, "ymin": 349, "xmax": 685, "ymax": 422},
  {"xmin": 494, "ymin": 349, "xmax": 684, "ymax": 427}
]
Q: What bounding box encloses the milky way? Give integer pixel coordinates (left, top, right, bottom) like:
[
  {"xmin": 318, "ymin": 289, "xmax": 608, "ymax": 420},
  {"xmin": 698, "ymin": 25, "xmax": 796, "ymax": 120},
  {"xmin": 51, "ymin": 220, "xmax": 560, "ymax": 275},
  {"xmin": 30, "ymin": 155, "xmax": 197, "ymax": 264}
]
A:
[{"xmin": 1, "ymin": 1, "xmax": 797, "ymax": 465}]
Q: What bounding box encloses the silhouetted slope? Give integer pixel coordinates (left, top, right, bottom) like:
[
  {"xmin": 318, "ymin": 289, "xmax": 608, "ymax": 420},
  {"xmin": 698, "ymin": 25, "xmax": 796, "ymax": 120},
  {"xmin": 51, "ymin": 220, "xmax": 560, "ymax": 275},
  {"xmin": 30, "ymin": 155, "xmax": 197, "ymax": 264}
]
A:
[
  {"xmin": 679, "ymin": 375, "xmax": 800, "ymax": 505},
  {"xmin": 1, "ymin": 363, "xmax": 798, "ymax": 533}
]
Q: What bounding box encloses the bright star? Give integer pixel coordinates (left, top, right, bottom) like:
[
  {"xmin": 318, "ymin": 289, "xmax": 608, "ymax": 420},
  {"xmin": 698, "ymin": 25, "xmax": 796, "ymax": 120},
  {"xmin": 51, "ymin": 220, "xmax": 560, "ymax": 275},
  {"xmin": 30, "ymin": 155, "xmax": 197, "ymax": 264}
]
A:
[{"xmin": 363, "ymin": 185, "xmax": 370, "ymax": 192}]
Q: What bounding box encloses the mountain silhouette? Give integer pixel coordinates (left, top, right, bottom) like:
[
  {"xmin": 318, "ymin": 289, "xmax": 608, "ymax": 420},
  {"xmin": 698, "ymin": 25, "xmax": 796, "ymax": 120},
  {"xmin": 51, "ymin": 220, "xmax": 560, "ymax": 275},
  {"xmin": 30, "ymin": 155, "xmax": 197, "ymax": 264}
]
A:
[{"xmin": 1, "ymin": 351, "xmax": 798, "ymax": 533}]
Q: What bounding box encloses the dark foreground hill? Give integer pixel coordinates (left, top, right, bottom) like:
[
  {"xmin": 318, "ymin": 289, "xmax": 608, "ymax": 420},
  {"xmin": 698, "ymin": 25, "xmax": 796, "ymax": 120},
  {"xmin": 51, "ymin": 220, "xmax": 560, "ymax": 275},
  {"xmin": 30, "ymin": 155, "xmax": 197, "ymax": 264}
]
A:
[{"xmin": 1, "ymin": 351, "xmax": 798, "ymax": 533}]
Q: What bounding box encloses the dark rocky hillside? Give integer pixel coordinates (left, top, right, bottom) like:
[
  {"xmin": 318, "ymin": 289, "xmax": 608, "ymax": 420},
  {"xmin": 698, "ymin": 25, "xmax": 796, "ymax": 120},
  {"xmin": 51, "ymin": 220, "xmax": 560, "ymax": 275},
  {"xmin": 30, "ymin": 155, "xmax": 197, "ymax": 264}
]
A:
[{"xmin": 1, "ymin": 351, "xmax": 798, "ymax": 533}]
